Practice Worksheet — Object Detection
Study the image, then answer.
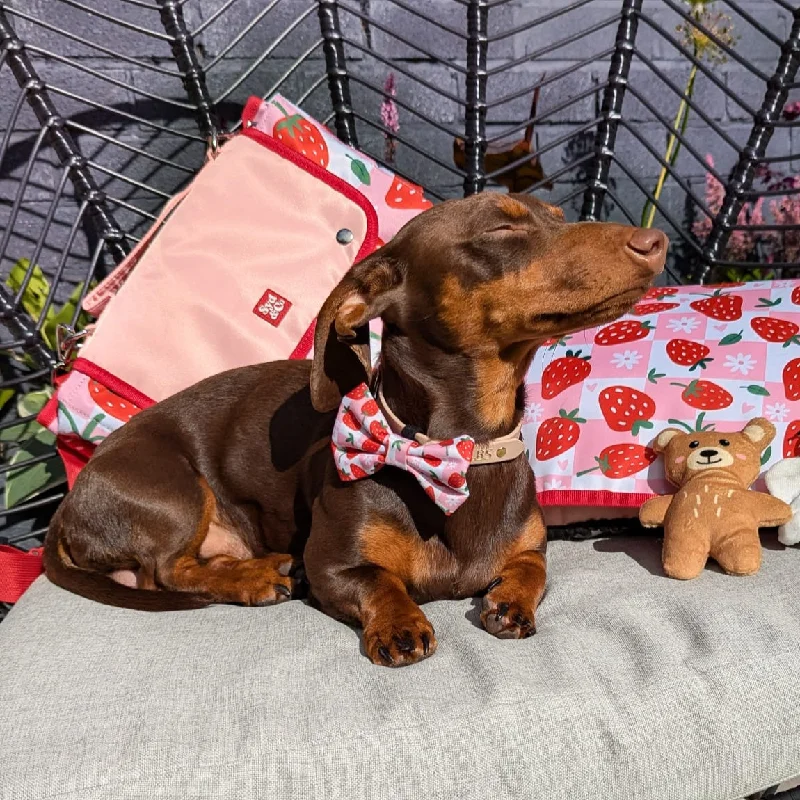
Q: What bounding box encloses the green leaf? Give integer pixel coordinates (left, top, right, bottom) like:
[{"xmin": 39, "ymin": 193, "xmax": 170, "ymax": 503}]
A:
[
  {"xmin": 719, "ymin": 331, "xmax": 743, "ymax": 346},
  {"xmin": 0, "ymin": 389, "xmax": 54, "ymax": 444},
  {"xmin": 743, "ymin": 385, "xmax": 770, "ymax": 396},
  {"xmin": 755, "ymin": 297, "xmax": 781, "ymax": 308},
  {"xmin": 631, "ymin": 420, "xmax": 654, "ymax": 436},
  {"xmin": 761, "ymin": 446, "xmax": 772, "ymax": 467},
  {"xmin": 17, "ymin": 387, "xmax": 52, "ymax": 418},
  {"xmin": 0, "ymin": 388, "xmax": 14, "ymax": 414},
  {"xmin": 4, "ymin": 429, "xmax": 65, "ymax": 508},
  {"xmin": 348, "ymin": 157, "xmax": 371, "ymax": 186},
  {"xmin": 5, "ymin": 259, "xmax": 51, "ymax": 322}
]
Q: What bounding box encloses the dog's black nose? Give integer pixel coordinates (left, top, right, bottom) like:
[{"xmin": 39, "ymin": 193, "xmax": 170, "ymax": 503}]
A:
[{"xmin": 699, "ymin": 449, "xmax": 717, "ymax": 459}]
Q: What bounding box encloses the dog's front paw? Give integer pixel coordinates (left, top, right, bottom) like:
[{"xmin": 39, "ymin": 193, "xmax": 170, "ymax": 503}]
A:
[
  {"xmin": 363, "ymin": 613, "xmax": 437, "ymax": 668},
  {"xmin": 481, "ymin": 579, "xmax": 537, "ymax": 639}
]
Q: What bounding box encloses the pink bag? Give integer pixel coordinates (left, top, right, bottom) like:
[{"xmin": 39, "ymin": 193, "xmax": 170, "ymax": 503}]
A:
[{"xmin": 39, "ymin": 96, "xmax": 432, "ymax": 483}]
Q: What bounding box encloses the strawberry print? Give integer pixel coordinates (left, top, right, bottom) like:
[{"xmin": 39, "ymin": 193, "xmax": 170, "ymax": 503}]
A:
[
  {"xmin": 342, "ymin": 410, "xmax": 359, "ymax": 430},
  {"xmin": 88, "ymin": 379, "xmax": 140, "ymax": 423},
  {"xmin": 541, "ymin": 350, "xmax": 591, "ymax": 399},
  {"xmin": 456, "ymin": 440, "xmax": 475, "ymax": 461},
  {"xmin": 633, "ymin": 301, "xmax": 680, "ymax": 315},
  {"xmin": 671, "ymin": 379, "xmax": 733, "ymax": 411},
  {"xmin": 330, "ymin": 383, "xmax": 475, "ymax": 515},
  {"xmin": 642, "ymin": 286, "xmax": 679, "ymax": 301},
  {"xmin": 784, "ymin": 421, "xmax": 800, "ymax": 458},
  {"xmin": 577, "ymin": 444, "xmax": 656, "ymax": 479},
  {"xmin": 784, "ymin": 358, "xmax": 800, "ymax": 401},
  {"xmin": 792, "ymin": 285, "xmax": 800, "ymax": 306},
  {"xmin": 272, "ymin": 100, "xmax": 329, "ymax": 167},
  {"xmin": 666, "ymin": 339, "xmax": 713, "ymax": 370},
  {"xmin": 369, "ymin": 420, "xmax": 388, "ymax": 442},
  {"xmin": 750, "ymin": 316, "xmax": 800, "ymax": 346},
  {"xmin": 448, "ymin": 473, "xmax": 466, "ymax": 489},
  {"xmin": 598, "ymin": 387, "xmax": 655, "ymax": 435},
  {"xmin": 362, "ymin": 399, "xmax": 380, "ymax": 416},
  {"xmin": 594, "ymin": 320, "xmax": 653, "ymax": 346},
  {"xmin": 536, "ymin": 409, "xmax": 585, "ymax": 460},
  {"xmin": 384, "ymin": 176, "xmax": 432, "ymax": 210},
  {"xmin": 690, "ymin": 290, "xmax": 743, "ymax": 321}
]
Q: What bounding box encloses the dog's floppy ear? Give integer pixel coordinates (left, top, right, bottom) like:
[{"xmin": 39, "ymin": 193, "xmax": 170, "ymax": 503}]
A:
[{"xmin": 310, "ymin": 252, "xmax": 402, "ymax": 412}]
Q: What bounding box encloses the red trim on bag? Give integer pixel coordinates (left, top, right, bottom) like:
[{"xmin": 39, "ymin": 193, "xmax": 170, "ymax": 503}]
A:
[
  {"xmin": 0, "ymin": 544, "xmax": 44, "ymax": 603},
  {"xmin": 72, "ymin": 358, "xmax": 155, "ymax": 410},
  {"xmin": 290, "ymin": 318, "xmax": 316, "ymax": 360},
  {"xmin": 57, "ymin": 435, "xmax": 96, "ymax": 488},
  {"xmin": 537, "ymin": 489, "xmax": 656, "ymax": 508},
  {"xmin": 242, "ymin": 95, "xmax": 263, "ymax": 127},
  {"xmin": 37, "ymin": 393, "xmax": 59, "ymax": 428},
  {"xmin": 241, "ymin": 125, "xmax": 380, "ymax": 259}
]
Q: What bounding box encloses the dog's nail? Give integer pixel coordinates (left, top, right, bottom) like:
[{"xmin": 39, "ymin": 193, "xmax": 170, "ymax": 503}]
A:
[
  {"xmin": 421, "ymin": 632, "xmax": 430, "ymax": 655},
  {"xmin": 512, "ymin": 613, "xmax": 527, "ymax": 627},
  {"xmin": 274, "ymin": 584, "xmax": 291, "ymax": 598},
  {"xmin": 378, "ymin": 646, "xmax": 393, "ymax": 664},
  {"xmin": 496, "ymin": 603, "xmax": 509, "ymax": 619},
  {"xmin": 524, "ymin": 625, "xmax": 537, "ymax": 638},
  {"xmin": 486, "ymin": 577, "xmax": 502, "ymax": 593}
]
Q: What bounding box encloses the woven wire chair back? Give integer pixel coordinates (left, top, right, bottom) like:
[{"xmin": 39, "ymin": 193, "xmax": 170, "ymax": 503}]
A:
[{"xmin": 0, "ymin": 0, "xmax": 799, "ymax": 548}]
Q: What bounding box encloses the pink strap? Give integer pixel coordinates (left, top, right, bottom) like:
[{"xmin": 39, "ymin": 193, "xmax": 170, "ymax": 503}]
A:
[
  {"xmin": 0, "ymin": 544, "xmax": 44, "ymax": 603},
  {"xmin": 83, "ymin": 188, "xmax": 191, "ymax": 316}
]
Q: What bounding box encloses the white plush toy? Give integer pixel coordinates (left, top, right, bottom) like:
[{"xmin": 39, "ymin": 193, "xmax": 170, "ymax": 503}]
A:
[{"xmin": 765, "ymin": 458, "xmax": 800, "ymax": 546}]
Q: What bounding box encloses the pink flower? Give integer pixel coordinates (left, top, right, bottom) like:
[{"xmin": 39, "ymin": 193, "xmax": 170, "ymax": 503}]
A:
[
  {"xmin": 783, "ymin": 101, "xmax": 800, "ymax": 121},
  {"xmin": 380, "ymin": 73, "xmax": 399, "ymax": 163}
]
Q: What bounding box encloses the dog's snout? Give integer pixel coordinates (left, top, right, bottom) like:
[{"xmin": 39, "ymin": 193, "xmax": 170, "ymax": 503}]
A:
[
  {"xmin": 625, "ymin": 228, "xmax": 667, "ymax": 274},
  {"xmin": 699, "ymin": 449, "xmax": 718, "ymax": 459}
]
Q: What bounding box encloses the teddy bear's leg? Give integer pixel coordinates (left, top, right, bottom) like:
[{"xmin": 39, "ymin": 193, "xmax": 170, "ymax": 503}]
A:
[
  {"xmin": 711, "ymin": 526, "xmax": 762, "ymax": 576},
  {"xmin": 662, "ymin": 522, "xmax": 710, "ymax": 580}
]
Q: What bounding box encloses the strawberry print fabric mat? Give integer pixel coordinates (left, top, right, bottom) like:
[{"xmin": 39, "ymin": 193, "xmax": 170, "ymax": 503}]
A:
[{"xmin": 526, "ymin": 280, "xmax": 800, "ymax": 508}]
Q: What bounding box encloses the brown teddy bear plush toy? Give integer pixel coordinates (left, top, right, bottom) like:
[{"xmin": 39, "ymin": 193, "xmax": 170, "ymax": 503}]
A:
[{"xmin": 639, "ymin": 418, "xmax": 792, "ymax": 580}]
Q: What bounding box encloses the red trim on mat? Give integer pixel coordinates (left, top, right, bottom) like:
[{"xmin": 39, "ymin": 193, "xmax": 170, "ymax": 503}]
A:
[
  {"xmin": 37, "ymin": 393, "xmax": 58, "ymax": 428},
  {"xmin": 72, "ymin": 358, "xmax": 156, "ymax": 410},
  {"xmin": 290, "ymin": 318, "xmax": 316, "ymax": 360},
  {"xmin": 536, "ymin": 489, "xmax": 657, "ymax": 508}
]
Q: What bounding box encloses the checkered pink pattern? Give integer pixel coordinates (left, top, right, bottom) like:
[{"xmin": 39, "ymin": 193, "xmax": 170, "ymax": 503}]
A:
[{"xmin": 525, "ymin": 280, "xmax": 800, "ymax": 508}]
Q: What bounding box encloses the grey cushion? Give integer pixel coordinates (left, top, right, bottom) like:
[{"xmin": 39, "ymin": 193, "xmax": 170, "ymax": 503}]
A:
[{"xmin": 2, "ymin": 535, "xmax": 800, "ymax": 800}]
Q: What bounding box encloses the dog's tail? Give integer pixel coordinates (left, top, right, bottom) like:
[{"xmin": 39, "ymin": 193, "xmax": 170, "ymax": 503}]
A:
[{"xmin": 43, "ymin": 530, "xmax": 212, "ymax": 612}]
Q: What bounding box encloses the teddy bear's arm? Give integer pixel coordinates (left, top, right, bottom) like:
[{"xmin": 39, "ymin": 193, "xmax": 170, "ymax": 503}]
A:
[
  {"xmin": 639, "ymin": 495, "xmax": 673, "ymax": 527},
  {"xmin": 749, "ymin": 491, "xmax": 793, "ymax": 527}
]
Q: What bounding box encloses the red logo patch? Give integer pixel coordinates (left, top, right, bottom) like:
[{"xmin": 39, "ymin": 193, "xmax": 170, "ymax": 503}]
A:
[{"xmin": 253, "ymin": 289, "xmax": 291, "ymax": 327}]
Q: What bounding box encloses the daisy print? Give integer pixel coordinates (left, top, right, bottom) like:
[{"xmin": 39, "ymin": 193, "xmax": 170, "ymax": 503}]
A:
[
  {"xmin": 765, "ymin": 402, "xmax": 790, "ymax": 423},
  {"xmin": 524, "ymin": 401, "xmax": 544, "ymax": 425},
  {"xmin": 666, "ymin": 316, "xmax": 700, "ymax": 334},
  {"xmin": 611, "ymin": 350, "xmax": 642, "ymax": 370},
  {"xmin": 724, "ymin": 352, "xmax": 757, "ymax": 376}
]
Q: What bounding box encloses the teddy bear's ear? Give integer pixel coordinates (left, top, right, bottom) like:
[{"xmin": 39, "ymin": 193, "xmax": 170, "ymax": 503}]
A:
[
  {"xmin": 653, "ymin": 428, "xmax": 683, "ymax": 453},
  {"xmin": 741, "ymin": 417, "xmax": 776, "ymax": 450}
]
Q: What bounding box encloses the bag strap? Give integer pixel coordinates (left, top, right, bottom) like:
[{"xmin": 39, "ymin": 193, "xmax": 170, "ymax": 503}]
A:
[
  {"xmin": 0, "ymin": 543, "xmax": 44, "ymax": 603},
  {"xmin": 82, "ymin": 187, "xmax": 191, "ymax": 316}
]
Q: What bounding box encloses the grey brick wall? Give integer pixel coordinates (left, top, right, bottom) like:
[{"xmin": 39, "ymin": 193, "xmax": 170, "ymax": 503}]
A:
[{"xmin": 1, "ymin": 0, "xmax": 798, "ymax": 293}]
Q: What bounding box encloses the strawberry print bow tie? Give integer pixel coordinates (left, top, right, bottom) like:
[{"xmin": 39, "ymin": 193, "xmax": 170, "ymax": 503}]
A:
[{"xmin": 331, "ymin": 383, "xmax": 475, "ymax": 515}]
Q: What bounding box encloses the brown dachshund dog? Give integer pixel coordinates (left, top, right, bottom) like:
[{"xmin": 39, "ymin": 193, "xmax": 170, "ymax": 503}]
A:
[{"xmin": 44, "ymin": 192, "xmax": 666, "ymax": 666}]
